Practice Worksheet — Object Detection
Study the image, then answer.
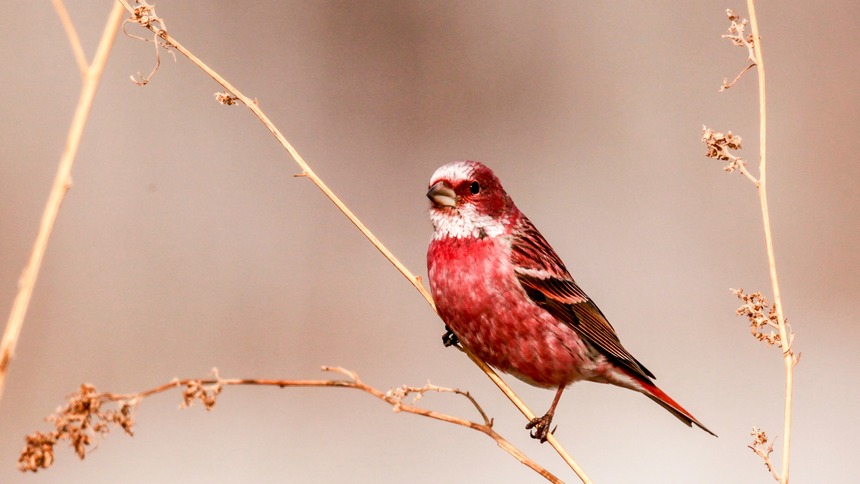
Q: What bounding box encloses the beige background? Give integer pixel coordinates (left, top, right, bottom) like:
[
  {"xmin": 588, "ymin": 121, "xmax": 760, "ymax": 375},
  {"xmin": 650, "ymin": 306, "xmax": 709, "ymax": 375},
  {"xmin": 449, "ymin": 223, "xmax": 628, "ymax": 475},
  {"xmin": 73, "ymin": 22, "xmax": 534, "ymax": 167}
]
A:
[{"xmin": 1, "ymin": 1, "xmax": 858, "ymax": 483}]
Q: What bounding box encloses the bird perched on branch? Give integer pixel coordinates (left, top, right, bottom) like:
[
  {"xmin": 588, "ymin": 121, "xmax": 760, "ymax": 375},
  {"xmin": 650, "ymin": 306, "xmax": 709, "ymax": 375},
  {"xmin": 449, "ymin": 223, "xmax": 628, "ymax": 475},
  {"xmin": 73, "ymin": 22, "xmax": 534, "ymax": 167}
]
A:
[{"xmin": 426, "ymin": 160, "xmax": 714, "ymax": 442}]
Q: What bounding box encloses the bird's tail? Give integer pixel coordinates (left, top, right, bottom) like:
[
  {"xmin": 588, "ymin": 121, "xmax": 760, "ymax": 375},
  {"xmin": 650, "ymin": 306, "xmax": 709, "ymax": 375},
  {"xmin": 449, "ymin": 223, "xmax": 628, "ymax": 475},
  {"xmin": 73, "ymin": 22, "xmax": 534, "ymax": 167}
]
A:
[{"xmin": 617, "ymin": 367, "xmax": 717, "ymax": 437}]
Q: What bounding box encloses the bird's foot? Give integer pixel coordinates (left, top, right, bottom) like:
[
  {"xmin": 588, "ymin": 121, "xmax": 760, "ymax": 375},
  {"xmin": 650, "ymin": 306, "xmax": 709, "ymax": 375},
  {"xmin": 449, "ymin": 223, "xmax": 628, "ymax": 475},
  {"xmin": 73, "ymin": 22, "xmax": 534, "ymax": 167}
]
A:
[
  {"xmin": 525, "ymin": 414, "xmax": 557, "ymax": 443},
  {"xmin": 442, "ymin": 326, "xmax": 460, "ymax": 347}
]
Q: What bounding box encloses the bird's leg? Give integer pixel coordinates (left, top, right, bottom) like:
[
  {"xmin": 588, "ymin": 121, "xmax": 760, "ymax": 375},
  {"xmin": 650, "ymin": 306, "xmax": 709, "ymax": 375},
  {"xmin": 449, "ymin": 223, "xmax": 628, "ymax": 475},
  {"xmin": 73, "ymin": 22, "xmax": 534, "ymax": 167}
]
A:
[
  {"xmin": 526, "ymin": 385, "xmax": 565, "ymax": 443},
  {"xmin": 442, "ymin": 325, "xmax": 460, "ymax": 347}
]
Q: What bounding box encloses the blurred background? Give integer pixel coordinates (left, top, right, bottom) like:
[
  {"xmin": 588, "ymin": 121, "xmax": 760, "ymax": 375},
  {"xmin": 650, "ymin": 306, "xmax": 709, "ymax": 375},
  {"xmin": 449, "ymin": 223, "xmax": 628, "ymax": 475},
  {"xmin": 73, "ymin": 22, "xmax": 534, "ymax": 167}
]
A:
[{"xmin": 1, "ymin": 1, "xmax": 858, "ymax": 482}]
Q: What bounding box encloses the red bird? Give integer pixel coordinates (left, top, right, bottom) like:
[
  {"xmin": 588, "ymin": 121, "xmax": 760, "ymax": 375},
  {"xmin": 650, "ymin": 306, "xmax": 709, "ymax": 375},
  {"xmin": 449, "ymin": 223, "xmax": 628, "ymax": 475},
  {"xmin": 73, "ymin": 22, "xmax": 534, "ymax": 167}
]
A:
[{"xmin": 426, "ymin": 160, "xmax": 714, "ymax": 441}]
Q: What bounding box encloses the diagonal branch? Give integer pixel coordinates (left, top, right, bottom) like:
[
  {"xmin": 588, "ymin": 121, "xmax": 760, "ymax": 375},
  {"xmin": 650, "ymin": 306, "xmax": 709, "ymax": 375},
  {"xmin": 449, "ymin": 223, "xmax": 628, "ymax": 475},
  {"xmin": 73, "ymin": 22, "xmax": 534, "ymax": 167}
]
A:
[
  {"xmin": 0, "ymin": 1, "xmax": 125, "ymax": 402},
  {"xmin": 51, "ymin": 0, "xmax": 89, "ymax": 78}
]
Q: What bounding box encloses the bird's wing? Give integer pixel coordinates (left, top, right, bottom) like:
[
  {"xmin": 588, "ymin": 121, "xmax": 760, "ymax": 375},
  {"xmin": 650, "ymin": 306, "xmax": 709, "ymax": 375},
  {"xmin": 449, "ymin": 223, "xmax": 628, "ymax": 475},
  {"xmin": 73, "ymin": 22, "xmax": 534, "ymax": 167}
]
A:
[{"xmin": 510, "ymin": 216, "xmax": 655, "ymax": 381}]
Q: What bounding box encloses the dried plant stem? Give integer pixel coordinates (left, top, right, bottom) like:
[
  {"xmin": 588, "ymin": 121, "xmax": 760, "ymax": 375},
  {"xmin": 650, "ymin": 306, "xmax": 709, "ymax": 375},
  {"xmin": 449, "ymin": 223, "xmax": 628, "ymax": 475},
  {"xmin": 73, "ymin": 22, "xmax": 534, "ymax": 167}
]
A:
[
  {"xmin": 720, "ymin": 62, "xmax": 755, "ymax": 92},
  {"xmin": 23, "ymin": 368, "xmax": 561, "ymax": 483},
  {"xmin": 213, "ymin": 369, "xmax": 558, "ymax": 483},
  {"xmin": 0, "ymin": 1, "xmax": 125, "ymax": 402},
  {"xmin": 462, "ymin": 349, "xmax": 588, "ymax": 479},
  {"xmin": 747, "ymin": 2, "xmax": 793, "ymax": 482},
  {"xmin": 225, "ymin": 371, "xmax": 562, "ymax": 482},
  {"xmin": 708, "ymin": 6, "xmax": 796, "ymax": 481},
  {"xmin": 139, "ymin": 1, "xmax": 437, "ymax": 310},
  {"xmin": 749, "ymin": 427, "xmax": 781, "ymax": 482},
  {"xmin": 52, "ymin": 0, "xmax": 89, "ymax": 78},
  {"xmin": 118, "ymin": 2, "xmax": 590, "ymax": 481}
]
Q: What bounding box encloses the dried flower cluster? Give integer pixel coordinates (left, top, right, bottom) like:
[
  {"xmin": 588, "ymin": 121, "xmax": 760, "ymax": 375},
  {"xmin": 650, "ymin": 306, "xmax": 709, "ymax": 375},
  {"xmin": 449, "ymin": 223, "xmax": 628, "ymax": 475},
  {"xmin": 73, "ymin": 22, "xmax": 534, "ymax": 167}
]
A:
[
  {"xmin": 122, "ymin": 0, "xmax": 173, "ymax": 86},
  {"xmin": 749, "ymin": 427, "xmax": 780, "ymax": 481},
  {"xmin": 126, "ymin": 0, "xmax": 162, "ymax": 31},
  {"xmin": 732, "ymin": 288, "xmax": 797, "ymax": 360},
  {"xmin": 214, "ymin": 91, "xmax": 239, "ymax": 106},
  {"xmin": 702, "ymin": 126, "xmax": 742, "ymax": 164},
  {"xmin": 723, "ymin": 10, "xmax": 756, "ymax": 61},
  {"xmin": 18, "ymin": 384, "xmax": 135, "ymax": 472},
  {"xmin": 701, "ymin": 126, "xmax": 757, "ymax": 183},
  {"xmin": 720, "ymin": 9, "xmax": 757, "ymax": 91},
  {"xmin": 18, "ymin": 374, "xmax": 229, "ymax": 473},
  {"xmin": 180, "ymin": 377, "xmax": 223, "ymax": 410}
]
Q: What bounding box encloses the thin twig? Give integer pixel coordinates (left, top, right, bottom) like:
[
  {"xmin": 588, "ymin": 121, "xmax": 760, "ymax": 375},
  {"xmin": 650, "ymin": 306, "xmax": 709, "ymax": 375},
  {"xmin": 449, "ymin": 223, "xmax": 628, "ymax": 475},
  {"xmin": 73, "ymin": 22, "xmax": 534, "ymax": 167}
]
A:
[
  {"xmin": 51, "ymin": 0, "xmax": 89, "ymax": 78},
  {"xmin": 0, "ymin": 2, "xmax": 125, "ymax": 402},
  {"xmin": 121, "ymin": 3, "xmax": 173, "ymax": 85},
  {"xmin": 20, "ymin": 367, "xmax": 562, "ymax": 483},
  {"xmin": 392, "ymin": 382, "xmax": 493, "ymax": 426},
  {"xmin": 747, "ymin": 2, "xmax": 794, "ymax": 482},
  {"xmin": 117, "ymin": 2, "xmax": 590, "ymax": 481},
  {"xmin": 719, "ymin": 9, "xmax": 757, "ymax": 92},
  {"xmin": 748, "ymin": 427, "xmax": 781, "ymax": 482},
  {"xmin": 720, "ymin": 63, "xmax": 755, "ymax": 92}
]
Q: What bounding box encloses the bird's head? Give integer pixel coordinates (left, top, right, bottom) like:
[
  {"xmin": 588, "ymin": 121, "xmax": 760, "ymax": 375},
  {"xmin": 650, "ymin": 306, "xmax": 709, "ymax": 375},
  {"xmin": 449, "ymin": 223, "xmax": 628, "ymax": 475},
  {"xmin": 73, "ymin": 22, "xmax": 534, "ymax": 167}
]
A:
[{"xmin": 427, "ymin": 160, "xmax": 513, "ymax": 240}]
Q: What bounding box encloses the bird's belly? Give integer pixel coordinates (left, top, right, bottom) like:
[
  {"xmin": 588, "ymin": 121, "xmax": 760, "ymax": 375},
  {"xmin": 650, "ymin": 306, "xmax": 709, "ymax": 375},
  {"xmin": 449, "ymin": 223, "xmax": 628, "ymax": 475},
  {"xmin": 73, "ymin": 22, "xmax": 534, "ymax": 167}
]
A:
[
  {"xmin": 448, "ymin": 298, "xmax": 594, "ymax": 388},
  {"xmin": 428, "ymin": 237, "xmax": 595, "ymax": 388}
]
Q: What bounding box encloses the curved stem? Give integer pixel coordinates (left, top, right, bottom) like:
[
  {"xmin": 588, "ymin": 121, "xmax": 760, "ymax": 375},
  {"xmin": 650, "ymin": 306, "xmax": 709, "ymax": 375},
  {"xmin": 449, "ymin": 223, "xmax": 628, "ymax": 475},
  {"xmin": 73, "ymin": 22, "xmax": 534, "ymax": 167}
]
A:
[{"xmin": 747, "ymin": 2, "xmax": 792, "ymax": 482}]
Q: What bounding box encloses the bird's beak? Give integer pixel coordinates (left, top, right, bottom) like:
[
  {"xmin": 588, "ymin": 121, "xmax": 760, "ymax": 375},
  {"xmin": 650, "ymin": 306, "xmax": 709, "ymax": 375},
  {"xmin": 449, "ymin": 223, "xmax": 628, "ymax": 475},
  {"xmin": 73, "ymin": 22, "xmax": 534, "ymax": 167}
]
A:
[{"xmin": 427, "ymin": 181, "xmax": 457, "ymax": 208}]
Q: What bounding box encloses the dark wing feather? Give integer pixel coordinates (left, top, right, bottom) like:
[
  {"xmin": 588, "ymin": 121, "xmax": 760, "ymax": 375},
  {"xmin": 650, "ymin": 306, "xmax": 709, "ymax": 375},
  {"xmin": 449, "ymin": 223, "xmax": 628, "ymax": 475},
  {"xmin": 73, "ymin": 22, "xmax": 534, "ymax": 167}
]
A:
[{"xmin": 511, "ymin": 216, "xmax": 655, "ymax": 381}]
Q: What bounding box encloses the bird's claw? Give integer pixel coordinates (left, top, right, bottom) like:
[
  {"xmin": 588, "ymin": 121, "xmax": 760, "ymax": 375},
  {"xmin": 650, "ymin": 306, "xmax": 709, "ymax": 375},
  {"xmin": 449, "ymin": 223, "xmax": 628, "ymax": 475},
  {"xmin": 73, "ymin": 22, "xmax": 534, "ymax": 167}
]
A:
[
  {"xmin": 442, "ymin": 326, "xmax": 460, "ymax": 347},
  {"xmin": 525, "ymin": 415, "xmax": 555, "ymax": 443}
]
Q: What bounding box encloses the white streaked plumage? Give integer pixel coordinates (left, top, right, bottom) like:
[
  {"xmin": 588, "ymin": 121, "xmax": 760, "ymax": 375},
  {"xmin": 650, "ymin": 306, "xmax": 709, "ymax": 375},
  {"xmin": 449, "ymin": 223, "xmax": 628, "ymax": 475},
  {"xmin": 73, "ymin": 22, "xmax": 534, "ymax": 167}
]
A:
[{"xmin": 429, "ymin": 202, "xmax": 507, "ymax": 240}]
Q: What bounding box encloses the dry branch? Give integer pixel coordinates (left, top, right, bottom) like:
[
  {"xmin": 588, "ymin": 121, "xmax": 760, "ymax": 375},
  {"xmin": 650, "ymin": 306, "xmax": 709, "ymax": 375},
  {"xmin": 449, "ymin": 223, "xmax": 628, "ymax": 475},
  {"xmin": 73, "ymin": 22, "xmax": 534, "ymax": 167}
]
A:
[
  {"xmin": 51, "ymin": 0, "xmax": 89, "ymax": 78},
  {"xmin": 747, "ymin": 3, "xmax": 798, "ymax": 480},
  {"xmin": 719, "ymin": 9, "xmax": 757, "ymax": 91},
  {"xmin": 0, "ymin": 1, "xmax": 125, "ymax": 402},
  {"xmin": 704, "ymin": 3, "xmax": 798, "ymax": 483},
  {"xmin": 19, "ymin": 367, "xmax": 562, "ymax": 483}
]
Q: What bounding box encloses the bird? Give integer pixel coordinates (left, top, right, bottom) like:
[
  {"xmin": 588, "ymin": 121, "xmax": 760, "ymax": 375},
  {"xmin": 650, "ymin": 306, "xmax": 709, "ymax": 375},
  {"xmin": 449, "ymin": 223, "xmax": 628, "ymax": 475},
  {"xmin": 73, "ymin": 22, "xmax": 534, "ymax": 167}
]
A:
[{"xmin": 425, "ymin": 160, "xmax": 715, "ymax": 442}]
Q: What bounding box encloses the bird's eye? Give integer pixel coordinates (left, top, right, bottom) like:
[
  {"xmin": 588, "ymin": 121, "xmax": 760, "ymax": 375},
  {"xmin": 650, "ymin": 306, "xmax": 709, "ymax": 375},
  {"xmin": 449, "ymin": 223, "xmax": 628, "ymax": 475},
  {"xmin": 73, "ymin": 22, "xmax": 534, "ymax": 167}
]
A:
[{"xmin": 469, "ymin": 181, "xmax": 481, "ymax": 194}]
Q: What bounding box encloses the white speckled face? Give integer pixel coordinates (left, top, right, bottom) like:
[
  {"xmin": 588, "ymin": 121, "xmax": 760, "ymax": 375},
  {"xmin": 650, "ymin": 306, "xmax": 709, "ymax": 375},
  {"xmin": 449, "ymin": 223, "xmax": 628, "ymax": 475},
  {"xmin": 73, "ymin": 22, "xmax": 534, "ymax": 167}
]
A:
[{"xmin": 428, "ymin": 161, "xmax": 507, "ymax": 240}]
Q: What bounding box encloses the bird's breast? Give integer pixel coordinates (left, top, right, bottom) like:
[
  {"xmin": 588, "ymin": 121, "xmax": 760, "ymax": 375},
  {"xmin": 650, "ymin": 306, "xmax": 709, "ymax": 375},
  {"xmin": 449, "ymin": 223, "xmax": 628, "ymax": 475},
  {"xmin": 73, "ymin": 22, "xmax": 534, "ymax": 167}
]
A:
[{"xmin": 427, "ymin": 236, "xmax": 591, "ymax": 387}]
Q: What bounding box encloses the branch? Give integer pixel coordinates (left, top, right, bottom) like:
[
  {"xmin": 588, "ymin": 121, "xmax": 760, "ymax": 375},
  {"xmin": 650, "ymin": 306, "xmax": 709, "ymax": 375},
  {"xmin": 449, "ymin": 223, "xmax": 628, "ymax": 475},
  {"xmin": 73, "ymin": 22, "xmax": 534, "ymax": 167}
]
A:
[
  {"xmin": 720, "ymin": 62, "xmax": 755, "ymax": 92},
  {"xmin": 747, "ymin": 2, "xmax": 796, "ymax": 482},
  {"xmin": 18, "ymin": 367, "xmax": 562, "ymax": 483},
  {"xmin": 51, "ymin": 0, "xmax": 89, "ymax": 78},
  {"xmin": 719, "ymin": 9, "xmax": 757, "ymax": 91},
  {"xmin": 706, "ymin": 4, "xmax": 798, "ymax": 483},
  {"xmin": 117, "ymin": 1, "xmax": 591, "ymax": 481},
  {"xmin": 748, "ymin": 427, "xmax": 781, "ymax": 482},
  {"xmin": 0, "ymin": 1, "xmax": 125, "ymax": 402}
]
